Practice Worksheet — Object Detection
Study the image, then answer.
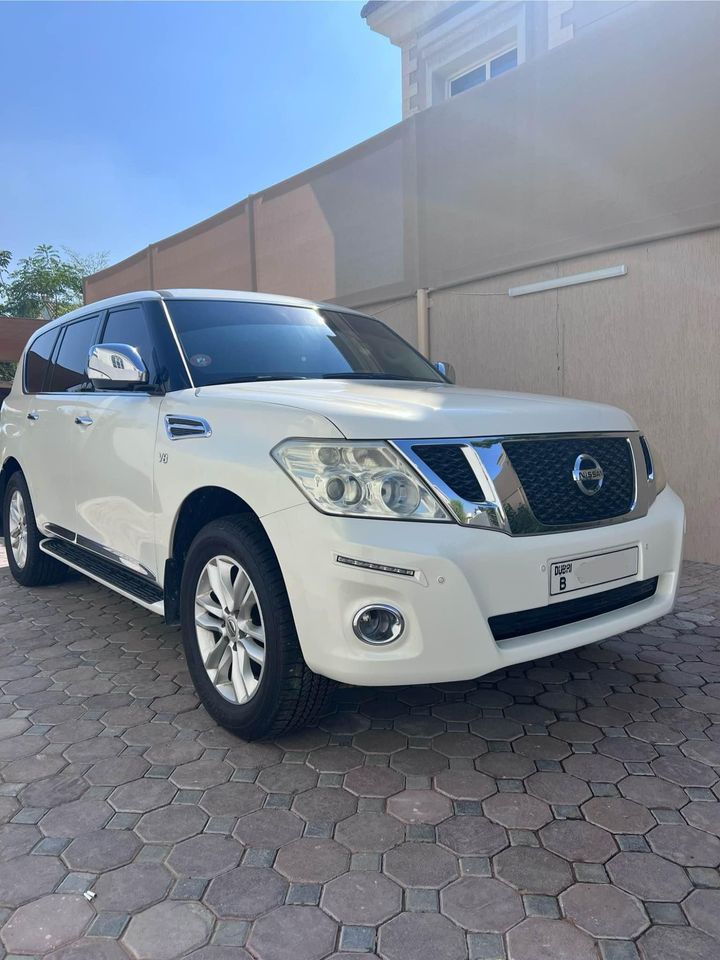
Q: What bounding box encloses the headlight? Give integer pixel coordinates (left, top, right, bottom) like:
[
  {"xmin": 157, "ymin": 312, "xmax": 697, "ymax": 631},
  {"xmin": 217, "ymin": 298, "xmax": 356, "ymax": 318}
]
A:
[
  {"xmin": 639, "ymin": 435, "xmax": 666, "ymax": 494},
  {"xmin": 272, "ymin": 440, "xmax": 449, "ymax": 521}
]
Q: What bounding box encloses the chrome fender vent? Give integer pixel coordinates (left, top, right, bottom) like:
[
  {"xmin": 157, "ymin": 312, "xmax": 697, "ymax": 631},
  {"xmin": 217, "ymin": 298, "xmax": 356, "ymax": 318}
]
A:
[{"xmin": 164, "ymin": 415, "xmax": 212, "ymax": 441}]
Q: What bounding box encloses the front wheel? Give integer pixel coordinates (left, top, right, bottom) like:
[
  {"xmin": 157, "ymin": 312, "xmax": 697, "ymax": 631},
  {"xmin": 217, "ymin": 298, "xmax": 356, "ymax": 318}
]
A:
[{"xmin": 180, "ymin": 515, "xmax": 331, "ymax": 740}]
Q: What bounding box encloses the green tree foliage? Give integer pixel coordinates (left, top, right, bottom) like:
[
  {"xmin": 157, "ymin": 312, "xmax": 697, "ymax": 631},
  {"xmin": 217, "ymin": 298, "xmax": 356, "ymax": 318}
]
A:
[
  {"xmin": 0, "ymin": 245, "xmax": 108, "ymax": 382},
  {"xmin": 1, "ymin": 244, "xmax": 107, "ymax": 320}
]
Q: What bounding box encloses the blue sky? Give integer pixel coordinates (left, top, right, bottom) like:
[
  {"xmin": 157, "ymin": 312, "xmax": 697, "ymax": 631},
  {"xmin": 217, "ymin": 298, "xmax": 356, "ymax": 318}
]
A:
[{"xmin": 0, "ymin": 1, "xmax": 400, "ymax": 266}]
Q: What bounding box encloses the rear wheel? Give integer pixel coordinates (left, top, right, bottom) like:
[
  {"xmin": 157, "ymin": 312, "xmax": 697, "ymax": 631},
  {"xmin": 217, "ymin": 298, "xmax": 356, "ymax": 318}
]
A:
[
  {"xmin": 180, "ymin": 514, "xmax": 331, "ymax": 739},
  {"xmin": 2, "ymin": 472, "xmax": 68, "ymax": 586}
]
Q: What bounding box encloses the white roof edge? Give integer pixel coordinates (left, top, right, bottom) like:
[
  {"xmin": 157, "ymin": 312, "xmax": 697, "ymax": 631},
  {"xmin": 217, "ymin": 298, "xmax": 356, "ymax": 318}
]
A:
[{"xmin": 27, "ymin": 289, "xmax": 368, "ymax": 342}]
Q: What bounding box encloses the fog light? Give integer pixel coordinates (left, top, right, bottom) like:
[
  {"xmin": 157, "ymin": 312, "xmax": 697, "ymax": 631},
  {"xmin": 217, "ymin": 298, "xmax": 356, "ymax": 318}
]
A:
[{"xmin": 352, "ymin": 604, "xmax": 405, "ymax": 645}]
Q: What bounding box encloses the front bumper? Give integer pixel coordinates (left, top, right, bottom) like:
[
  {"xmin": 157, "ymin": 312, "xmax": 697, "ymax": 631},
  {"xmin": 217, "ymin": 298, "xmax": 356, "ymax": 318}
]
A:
[{"xmin": 262, "ymin": 487, "xmax": 685, "ymax": 686}]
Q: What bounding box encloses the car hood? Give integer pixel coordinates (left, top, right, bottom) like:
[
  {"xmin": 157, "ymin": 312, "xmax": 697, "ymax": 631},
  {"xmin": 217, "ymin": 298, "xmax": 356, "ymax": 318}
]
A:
[{"xmin": 196, "ymin": 380, "xmax": 637, "ymax": 439}]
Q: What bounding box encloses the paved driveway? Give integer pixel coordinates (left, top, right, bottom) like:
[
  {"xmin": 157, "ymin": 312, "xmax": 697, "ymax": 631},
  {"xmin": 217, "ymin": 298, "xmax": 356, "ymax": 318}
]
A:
[{"xmin": 0, "ymin": 546, "xmax": 719, "ymax": 960}]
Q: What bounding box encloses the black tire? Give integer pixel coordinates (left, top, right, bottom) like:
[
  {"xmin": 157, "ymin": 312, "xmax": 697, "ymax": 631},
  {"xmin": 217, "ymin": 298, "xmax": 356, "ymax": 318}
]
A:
[
  {"xmin": 180, "ymin": 514, "xmax": 332, "ymax": 740},
  {"xmin": 2, "ymin": 472, "xmax": 69, "ymax": 587}
]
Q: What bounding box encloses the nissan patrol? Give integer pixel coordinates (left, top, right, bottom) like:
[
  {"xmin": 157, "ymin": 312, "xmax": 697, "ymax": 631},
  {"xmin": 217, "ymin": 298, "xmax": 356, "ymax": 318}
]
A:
[{"xmin": 0, "ymin": 290, "xmax": 685, "ymax": 738}]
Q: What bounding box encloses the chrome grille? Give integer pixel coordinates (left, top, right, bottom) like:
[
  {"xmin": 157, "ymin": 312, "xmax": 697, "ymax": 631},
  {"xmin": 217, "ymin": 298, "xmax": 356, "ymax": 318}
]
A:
[
  {"xmin": 411, "ymin": 444, "xmax": 484, "ymax": 502},
  {"xmin": 502, "ymin": 436, "xmax": 635, "ymax": 530},
  {"xmin": 393, "ymin": 432, "xmax": 650, "ymax": 536}
]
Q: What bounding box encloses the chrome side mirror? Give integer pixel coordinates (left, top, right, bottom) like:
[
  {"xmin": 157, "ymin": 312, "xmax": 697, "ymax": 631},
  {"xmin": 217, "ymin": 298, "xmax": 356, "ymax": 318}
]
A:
[
  {"xmin": 433, "ymin": 360, "xmax": 456, "ymax": 384},
  {"xmin": 87, "ymin": 343, "xmax": 148, "ymax": 388}
]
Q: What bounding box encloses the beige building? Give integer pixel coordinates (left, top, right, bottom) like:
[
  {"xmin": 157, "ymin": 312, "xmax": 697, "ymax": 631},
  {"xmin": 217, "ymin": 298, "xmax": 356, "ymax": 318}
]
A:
[{"xmin": 85, "ymin": 1, "xmax": 720, "ymax": 564}]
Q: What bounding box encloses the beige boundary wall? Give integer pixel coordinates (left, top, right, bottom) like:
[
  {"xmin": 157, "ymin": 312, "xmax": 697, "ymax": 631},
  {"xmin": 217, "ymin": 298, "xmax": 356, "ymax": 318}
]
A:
[{"xmin": 86, "ymin": 2, "xmax": 720, "ymax": 562}]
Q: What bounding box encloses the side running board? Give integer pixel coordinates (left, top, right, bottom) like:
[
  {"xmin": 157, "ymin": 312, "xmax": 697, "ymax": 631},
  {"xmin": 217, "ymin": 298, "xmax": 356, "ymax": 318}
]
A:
[{"xmin": 40, "ymin": 538, "xmax": 164, "ymax": 613}]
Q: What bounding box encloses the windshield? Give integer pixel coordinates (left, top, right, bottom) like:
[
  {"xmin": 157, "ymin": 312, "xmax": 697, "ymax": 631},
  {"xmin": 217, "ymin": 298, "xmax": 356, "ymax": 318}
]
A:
[{"xmin": 165, "ymin": 299, "xmax": 445, "ymax": 387}]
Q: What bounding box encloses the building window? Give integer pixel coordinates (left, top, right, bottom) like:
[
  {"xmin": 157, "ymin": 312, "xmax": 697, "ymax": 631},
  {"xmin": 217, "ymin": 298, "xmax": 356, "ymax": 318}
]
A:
[{"xmin": 449, "ymin": 47, "xmax": 518, "ymax": 97}]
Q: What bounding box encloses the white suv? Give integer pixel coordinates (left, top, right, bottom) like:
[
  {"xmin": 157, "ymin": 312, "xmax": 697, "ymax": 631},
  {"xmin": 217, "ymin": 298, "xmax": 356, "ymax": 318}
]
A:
[{"xmin": 0, "ymin": 290, "xmax": 685, "ymax": 738}]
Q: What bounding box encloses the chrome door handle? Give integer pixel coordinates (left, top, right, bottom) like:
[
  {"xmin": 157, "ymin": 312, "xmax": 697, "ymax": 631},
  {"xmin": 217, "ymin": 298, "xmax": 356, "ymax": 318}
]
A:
[
  {"xmin": 75, "ymin": 416, "xmax": 94, "ymax": 426},
  {"xmin": 27, "ymin": 411, "xmax": 39, "ymax": 421}
]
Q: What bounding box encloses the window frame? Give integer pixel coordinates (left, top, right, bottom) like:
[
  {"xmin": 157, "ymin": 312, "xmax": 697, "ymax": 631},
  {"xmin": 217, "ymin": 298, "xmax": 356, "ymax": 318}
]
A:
[
  {"xmin": 23, "ymin": 327, "xmax": 61, "ymax": 395},
  {"xmin": 446, "ymin": 44, "xmax": 519, "ymax": 99},
  {"xmin": 45, "ymin": 313, "xmax": 103, "ymax": 395}
]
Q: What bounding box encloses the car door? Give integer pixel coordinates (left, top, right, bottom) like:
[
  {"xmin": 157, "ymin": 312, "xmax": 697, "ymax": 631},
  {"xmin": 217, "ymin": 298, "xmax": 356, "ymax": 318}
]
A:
[
  {"xmin": 69, "ymin": 301, "xmax": 165, "ymax": 581},
  {"xmin": 24, "ymin": 314, "xmax": 102, "ymax": 539}
]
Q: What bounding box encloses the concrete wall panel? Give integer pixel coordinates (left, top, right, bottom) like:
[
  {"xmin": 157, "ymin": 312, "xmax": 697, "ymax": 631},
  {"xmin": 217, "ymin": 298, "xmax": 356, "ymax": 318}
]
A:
[{"xmin": 153, "ymin": 205, "xmax": 252, "ymax": 290}]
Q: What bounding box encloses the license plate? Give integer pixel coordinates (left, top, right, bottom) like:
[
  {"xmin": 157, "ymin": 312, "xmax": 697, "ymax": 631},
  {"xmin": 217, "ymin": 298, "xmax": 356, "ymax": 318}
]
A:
[{"xmin": 549, "ymin": 546, "xmax": 639, "ymax": 596}]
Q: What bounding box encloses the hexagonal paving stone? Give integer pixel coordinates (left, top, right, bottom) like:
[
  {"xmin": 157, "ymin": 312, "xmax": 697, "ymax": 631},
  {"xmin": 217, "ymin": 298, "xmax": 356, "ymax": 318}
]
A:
[
  {"xmin": 226, "ymin": 741, "xmax": 282, "ymax": 769},
  {"xmin": 385, "ymin": 841, "xmax": 458, "ymax": 888},
  {"xmin": 170, "ymin": 759, "xmax": 232, "ymax": 790},
  {"xmin": 470, "ymin": 717, "xmax": 524, "ymax": 741},
  {"xmin": 387, "ymin": 789, "xmax": 452, "ymax": 824},
  {"xmin": 21, "ymin": 771, "xmax": 88, "ymax": 808},
  {"xmin": 379, "ymin": 912, "xmax": 467, "ymax": 960},
  {"xmin": 563, "ymin": 752, "xmax": 626, "ymax": 783},
  {"xmin": 85, "ymin": 755, "xmax": 149, "ymax": 786},
  {"xmin": 475, "ymin": 752, "xmax": 535, "ymax": 780},
  {"xmin": 109, "ymin": 779, "xmax": 176, "ymax": 813},
  {"xmin": 432, "ymin": 732, "xmax": 488, "ymax": 758},
  {"xmin": 1, "ymin": 894, "xmax": 93, "ymax": 954},
  {"xmin": 582, "ymin": 797, "xmax": 655, "ymax": 834},
  {"xmin": 0, "ymin": 853, "xmax": 66, "ymax": 906},
  {"xmin": 63, "ymin": 828, "xmax": 141, "ymax": 871},
  {"xmin": 484, "ymin": 792, "xmax": 552, "ymax": 830},
  {"xmin": 513, "ymin": 735, "xmax": 571, "ymax": 762},
  {"xmin": 683, "ymin": 888, "xmax": 720, "ymax": 939},
  {"xmin": 434, "ymin": 769, "xmax": 496, "ymax": 801},
  {"xmin": 494, "ymin": 845, "xmax": 572, "ymax": 895},
  {"xmin": 353, "ymin": 729, "xmax": 407, "ymax": 754},
  {"xmin": 560, "ymin": 882, "xmax": 648, "ymax": 938},
  {"xmin": 437, "ymin": 815, "xmax": 508, "ymax": 855},
  {"xmin": 93, "ymin": 862, "xmax": 173, "ymax": 913},
  {"xmin": 40, "ymin": 798, "xmax": 113, "ymax": 836},
  {"xmin": 618, "ymin": 774, "xmax": 687, "ymax": 809},
  {"xmin": 637, "ymin": 925, "xmax": 720, "ymax": 960},
  {"xmin": 275, "ymin": 837, "xmax": 349, "ymax": 882},
  {"xmin": 652, "ymin": 755, "xmax": 717, "ymax": 787},
  {"xmin": 343, "ymin": 766, "xmax": 404, "ymax": 799},
  {"xmin": 0, "ymin": 822, "xmax": 41, "ymax": 859},
  {"xmin": 607, "ymin": 851, "xmax": 692, "ymax": 901},
  {"xmin": 46, "ymin": 940, "xmax": 131, "ymax": 960},
  {"xmin": 123, "ymin": 900, "xmax": 213, "ymax": 959},
  {"xmin": 390, "ymin": 748, "xmax": 449, "ymax": 776},
  {"xmin": 204, "ymin": 866, "xmax": 287, "ymax": 918},
  {"xmin": 323, "ymin": 871, "xmax": 402, "ymax": 924},
  {"xmin": 442, "ymin": 876, "xmax": 524, "ymax": 932},
  {"xmin": 257, "ymin": 762, "xmax": 318, "ymax": 794},
  {"xmin": 234, "ymin": 809, "xmax": 304, "ymax": 849},
  {"xmin": 548, "ymin": 721, "xmax": 601, "ymax": 743},
  {"xmin": 335, "ymin": 811, "xmax": 404, "ymax": 852},
  {"xmin": 308, "ymin": 746, "xmax": 363, "ymax": 773},
  {"xmin": 506, "ymin": 917, "xmax": 597, "ymax": 960},
  {"xmin": 525, "ymin": 772, "xmax": 591, "ymax": 806},
  {"xmin": 647, "ymin": 824, "xmax": 720, "ymax": 867},
  {"xmin": 293, "ymin": 786, "xmax": 358, "ymax": 821},
  {"xmin": 167, "ymin": 834, "xmax": 244, "ymax": 878},
  {"xmin": 196, "ymin": 778, "xmax": 265, "ymax": 818},
  {"xmin": 682, "ymin": 800, "xmax": 720, "ymax": 834},
  {"xmin": 540, "ymin": 820, "xmax": 617, "ymax": 863},
  {"xmin": 247, "ymin": 905, "xmax": 337, "ymax": 960},
  {"xmin": 136, "ymin": 803, "xmax": 208, "ymax": 842}
]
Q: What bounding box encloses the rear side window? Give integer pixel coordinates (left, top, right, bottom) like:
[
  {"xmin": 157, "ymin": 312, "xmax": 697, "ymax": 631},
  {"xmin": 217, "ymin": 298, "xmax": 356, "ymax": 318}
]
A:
[
  {"xmin": 24, "ymin": 329, "xmax": 59, "ymax": 393},
  {"xmin": 102, "ymin": 305, "xmax": 159, "ymax": 384},
  {"xmin": 47, "ymin": 315, "xmax": 100, "ymax": 393}
]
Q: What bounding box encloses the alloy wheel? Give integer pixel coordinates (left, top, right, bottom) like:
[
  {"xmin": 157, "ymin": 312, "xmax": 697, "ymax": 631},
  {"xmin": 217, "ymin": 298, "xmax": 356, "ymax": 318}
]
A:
[
  {"xmin": 194, "ymin": 554, "xmax": 266, "ymax": 704},
  {"xmin": 8, "ymin": 490, "xmax": 28, "ymax": 569}
]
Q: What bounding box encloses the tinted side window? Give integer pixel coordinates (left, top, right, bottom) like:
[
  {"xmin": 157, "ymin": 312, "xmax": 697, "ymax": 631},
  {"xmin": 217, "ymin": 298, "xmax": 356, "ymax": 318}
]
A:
[
  {"xmin": 101, "ymin": 305, "xmax": 158, "ymax": 383},
  {"xmin": 47, "ymin": 316, "xmax": 100, "ymax": 393},
  {"xmin": 25, "ymin": 329, "xmax": 59, "ymax": 393}
]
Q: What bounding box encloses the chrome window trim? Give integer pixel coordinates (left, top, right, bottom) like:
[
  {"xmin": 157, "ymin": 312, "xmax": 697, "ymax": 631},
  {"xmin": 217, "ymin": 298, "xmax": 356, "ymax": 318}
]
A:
[
  {"xmin": 159, "ymin": 298, "xmax": 195, "ymax": 389},
  {"xmin": 392, "ymin": 432, "xmax": 655, "ymax": 537}
]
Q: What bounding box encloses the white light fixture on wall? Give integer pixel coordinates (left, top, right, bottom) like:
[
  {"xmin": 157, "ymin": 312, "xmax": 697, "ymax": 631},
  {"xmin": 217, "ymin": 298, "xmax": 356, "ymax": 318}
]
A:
[{"xmin": 508, "ymin": 265, "xmax": 627, "ymax": 297}]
